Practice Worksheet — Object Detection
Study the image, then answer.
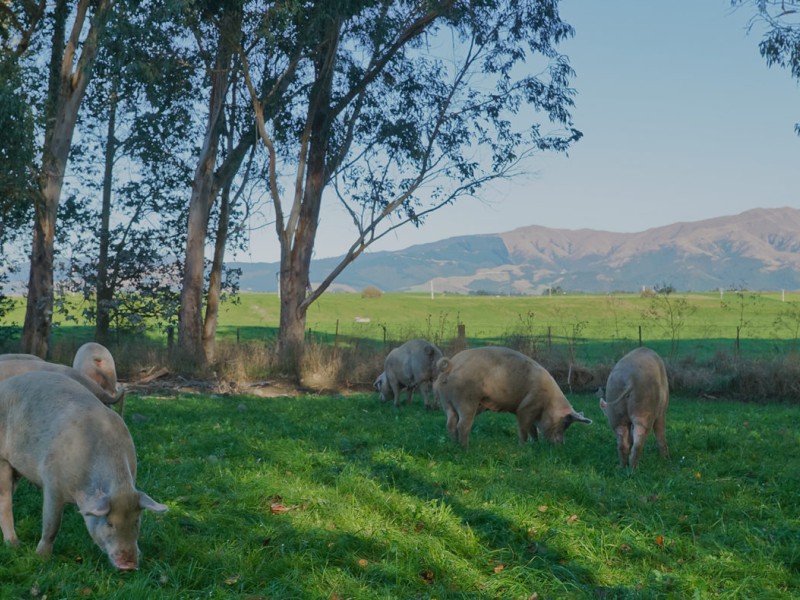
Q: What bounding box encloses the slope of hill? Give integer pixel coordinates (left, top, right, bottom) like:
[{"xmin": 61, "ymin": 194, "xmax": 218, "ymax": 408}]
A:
[{"xmin": 230, "ymin": 207, "xmax": 800, "ymax": 294}]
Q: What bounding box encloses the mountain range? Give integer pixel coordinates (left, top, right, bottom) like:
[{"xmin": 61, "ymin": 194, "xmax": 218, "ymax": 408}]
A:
[{"xmin": 230, "ymin": 207, "xmax": 800, "ymax": 294}]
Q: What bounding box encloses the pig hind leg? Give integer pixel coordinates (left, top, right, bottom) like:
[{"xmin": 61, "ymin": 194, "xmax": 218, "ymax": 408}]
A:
[
  {"xmin": 0, "ymin": 460, "xmax": 19, "ymax": 546},
  {"xmin": 614, "ymin": 423, "xmax": 632, "ymax": 467},
  {"xmin": 653, "ymin": 415, "xmax": 669, "ymax": 459},
  {"xmin": 628, "ymin": 421, "xmax": 651, "ymax": 469},
  {"xmin": 36, "ymin": 488, "xmax": 65, "ymax": 558}
]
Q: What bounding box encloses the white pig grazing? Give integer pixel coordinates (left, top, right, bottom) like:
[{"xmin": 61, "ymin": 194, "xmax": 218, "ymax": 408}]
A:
[
  {"xmin": 0, "ymin": 371, "xmax": 167, "ymax": 569},
  {"xmin": 0, "ymin": 359, "xmax": 120, "ymax": 406},
  {"xmin": 73, "ymin": 342, "xmax": 125, "ymax": 407},
  {"xmin": 433, "ymin": 346, "xmax": 591, "ymax": 449},
  {"xmin": 375, "ymin": 339, "xmax": 443, "ymax": 409},
  {"xmin": 598, "ymin": 346, "xmax": 669, "ymax": 469}
]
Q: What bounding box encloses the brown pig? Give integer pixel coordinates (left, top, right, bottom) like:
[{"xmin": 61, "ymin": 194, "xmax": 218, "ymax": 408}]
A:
[
  {"xmin": 0, "ymin": 371, "xmax": 167, "ymax": 569},
  {"xmin": 433, "ymin": 346, "xmax": 591, "ymax": 448},
  {"xmin": 374, "ymin": 338, "xmax": 443, "ymax": 408},
  {"xmin": 598, "ymin": 346, "xmax": 669, "ymax": 469}
]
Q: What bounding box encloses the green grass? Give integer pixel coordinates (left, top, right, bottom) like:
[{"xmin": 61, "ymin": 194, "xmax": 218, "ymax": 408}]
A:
[
  {"xmin": 4, "ymin": 291, "xmax": 800, "ymax": 362},
  {"xmin": 1, "ymin": 391, "xmax": 797, "ymax": 598}
]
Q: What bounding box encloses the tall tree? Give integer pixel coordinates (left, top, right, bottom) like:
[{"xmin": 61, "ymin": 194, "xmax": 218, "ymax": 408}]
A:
[
  {"xmin": 733, "ymin": 0, "xmax": 800, "ymax": 133},
  {"xmin": 242, "ymin": 0, "xmax": 582, "ymax": 371},
  {"xmin": 58, "ymin": 0, "xmax": 198, "ymax": 343},
  {"xmin": 20, "ymin": 0, "xmax": 113, "ymax": 357},
  {"xmin": 177, "ymin": 0, "xmax": 245, "ymax": 365}
]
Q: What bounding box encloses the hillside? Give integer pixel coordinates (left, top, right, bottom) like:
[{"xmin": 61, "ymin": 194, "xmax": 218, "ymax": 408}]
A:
[{"xmin": 230, "ymin": 207, "xmax": 800, "ymax": 294}]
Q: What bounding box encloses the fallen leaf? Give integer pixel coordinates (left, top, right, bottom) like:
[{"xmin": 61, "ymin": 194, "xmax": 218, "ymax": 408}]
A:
[
  {"xmin": 537, "ymin": 505, "xmax": 548, "ymax": 513},
  {"xmin": 357, "ymin": 559, "xmax": 369, "ymax": 568},
  {"xmin": 419, "ymin": 569, "xmax": 435, "ymax": 584},
  {"xmin": 493, "ymin": 563, "xmax": 505, "ymax": 574},
  {"xmin": 79, "ymin": 588, "xmax": 92, "ymax": 597},
  {"xmin": 566, "ymin": 514, "xmax": 578, "ymax": 525},
  {"xmin": 224, "ymin": 575, "xmax": 241, "ymax": 585},
  {"xmin": 655, "ymin": 535, "xmax": 665, "ymax": 547},
  {"xmin": 270, "ymin": 502, "xmax": 304, "ymax": 514},
  {"xmin": 619, "ymin": 543, "xmax": 632, "ymax": 552},
  {"xmin": 694, "ymin": 472, "xmax": 702, "ymax": 479}
]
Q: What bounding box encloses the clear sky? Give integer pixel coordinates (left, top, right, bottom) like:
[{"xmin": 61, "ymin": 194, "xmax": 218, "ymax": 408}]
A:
[{"xmin": 235, "ymin": 0, "xmax": 800, "ymax": 264}]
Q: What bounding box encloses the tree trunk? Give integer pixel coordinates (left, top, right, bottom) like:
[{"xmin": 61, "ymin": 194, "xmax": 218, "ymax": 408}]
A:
[
  {"xmin": 176, "ymin": 7, "xmax": 241, "ymax": 366},
  {"xmin": 275, "ymin": 19, "xmax": 339, "ymax": 374},
  {"xmin": 21, "ymin": 0, "xmax": 110, "ymax": 356},
  {"xmin": 95, "ymin": 79, "xmax": 117, "ymax": 344},
  {"xmin": 202, "ymin": 182, "xmax": 231, "ymax": 362}
]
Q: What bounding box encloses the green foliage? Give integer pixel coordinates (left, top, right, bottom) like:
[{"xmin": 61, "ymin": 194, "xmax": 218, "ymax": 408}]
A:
[{"xmin": 1, "ymin": 392, "xmax": 797, "ymax": 597}]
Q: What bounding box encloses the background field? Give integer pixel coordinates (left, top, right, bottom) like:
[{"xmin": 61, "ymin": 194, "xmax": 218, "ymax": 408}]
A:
[{"xmin": 0, "ymin": 391, "xmax": 797, "ymax": 598}]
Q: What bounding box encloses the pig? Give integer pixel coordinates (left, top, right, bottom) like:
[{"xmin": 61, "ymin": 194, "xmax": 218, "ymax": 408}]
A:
[
  {"xmin": 433, "ymin": 346, "xmax": 591, "ymax": 449},
  {"xmin": 374, "ymin": 339, "xmax": 443, "ymax": 409},
  {"xmin": 597, "ymin": 346, "xmax": 669, "ymax": 469},
  {"xmin": 0, "ymin": 359, "xmax": 120, "ymax": 406},
  {"xmin": 0, "ymin": 371, "xmax": 167, "ymax": 569},
  {"xmin": 72, "ymin": 342, "xmax": 126, "ymax": 410},
  {"xmin": 0, "ymin": 354, "xmax": 42, "ymax": 361}
]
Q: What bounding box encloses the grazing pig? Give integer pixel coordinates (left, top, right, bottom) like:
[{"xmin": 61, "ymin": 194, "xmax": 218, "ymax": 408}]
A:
[
  {"xmin": 0, "ymin": 354, "xmax": 42, "ymax": 361},
  {"xmin": 374, "ymin": 339, "xmax": 443, "ymax": 408},
  {"xmin": 433, "ymin": 346, "xmax": 591, "ymax": 448},
  {"xmin": 0, "ymin": 359, "xmax": 120, "ymax": 406},
  {"xmin": 598, "ymin": 346, "xmax": 669, "ymax": 469},
  {"xmin": 72, "ymin": 342, "xmax": 125, "ymax": 408},
  {"xmin": 0, "ymin": 371, "xmax": 167, "ymax": 569}
]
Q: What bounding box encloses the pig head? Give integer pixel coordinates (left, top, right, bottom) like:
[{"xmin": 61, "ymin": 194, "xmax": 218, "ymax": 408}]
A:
[
  {"xmin": 599, "ymin": 346, "xmax": 669, "ymax": 469},
  {"xmin": 0, "ymin": 372, "xmax": 167, "ymax": 569},
  {"xmin": 433, "ymin": 346, "xmax": 591, "ymax": 449}
]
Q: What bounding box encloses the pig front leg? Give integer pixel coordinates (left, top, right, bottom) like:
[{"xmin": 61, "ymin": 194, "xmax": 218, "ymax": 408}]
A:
[
  {"xmin": 36, "ymin": 487, "xmax": 65, "ymax": 558},
  {"xmin": 0, "ymin": 460, "xmax": 18, "ymax": 547}
]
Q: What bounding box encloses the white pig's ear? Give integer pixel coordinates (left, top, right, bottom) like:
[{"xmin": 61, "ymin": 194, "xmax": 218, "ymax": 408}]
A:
[
  {"xmin": 81, "ymin": 494, "xmax": 111, "ymax": 517},
  {"xmin": 138, "ymin": 491, "xmax": 169, "ymax": 513}
]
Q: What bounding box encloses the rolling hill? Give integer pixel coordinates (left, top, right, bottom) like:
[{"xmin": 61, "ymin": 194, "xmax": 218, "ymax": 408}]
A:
[{"xmin": 230, "ymin": 207, "xmax": 800, "ymax": 294}]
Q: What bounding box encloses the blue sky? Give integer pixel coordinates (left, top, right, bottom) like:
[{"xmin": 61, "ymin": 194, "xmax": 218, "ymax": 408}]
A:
[{"xmin": 238, "ymin": 0, "xmax": 800, "ymax": 263}]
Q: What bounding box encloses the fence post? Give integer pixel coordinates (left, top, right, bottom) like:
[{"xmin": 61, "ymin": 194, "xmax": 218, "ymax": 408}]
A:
[
  {"xmin": 735, "ymin": 326, "xmax": 740, "ymax": 355},
  {"xmin": 638, "ymin": 325, "xmax": 642, "ymax": 347},
  {"xmin": 167, "ymin": 326, "xmax": 174, "ymax": 356},
  {"xmin": 333, "ymin": 319, "xmax": 339, "ymax": 360},
  {"xmin": 547, "ymin": 326, "xmax": 552, "ymax": 352},
  {"xmin": 457, "ymin": 323, "xmax": 466, "ymax": 345}
]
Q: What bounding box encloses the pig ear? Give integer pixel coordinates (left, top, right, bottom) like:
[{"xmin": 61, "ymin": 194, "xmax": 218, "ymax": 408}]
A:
[
  {"xmin": 566, "ymin": 411, "xmax": 592, "ymax": 426},
  {"xmin": 138, "ymin": 491, "xmax": 169, "ymax": 513},
  {"xmin": 81, "ymin": 495, "xmax": 111, "ymax": 517}
]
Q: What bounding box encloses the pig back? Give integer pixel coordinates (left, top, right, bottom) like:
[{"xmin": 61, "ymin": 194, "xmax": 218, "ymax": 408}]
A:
[
  {"xmin": 605, "ymin": 347, "xmax": 668, "ymax": 421},
  {"xmin": 0, "ymin": 372, "xmax": 136, "ymax": 489},
  {"xmin": 444, "ymin": 346, "xmax": 549, "ymax": 406}
]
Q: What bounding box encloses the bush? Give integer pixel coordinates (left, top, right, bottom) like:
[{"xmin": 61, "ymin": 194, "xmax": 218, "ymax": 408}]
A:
[{"xmin": 361, "ymin": 286, "xmax": 382, "ymax": 298}]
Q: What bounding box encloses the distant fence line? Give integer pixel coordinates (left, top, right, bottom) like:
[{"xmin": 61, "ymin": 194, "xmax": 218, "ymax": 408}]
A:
[{"xmin": 299, "ymin": 321, "xmax": 799, "ymax": 364}]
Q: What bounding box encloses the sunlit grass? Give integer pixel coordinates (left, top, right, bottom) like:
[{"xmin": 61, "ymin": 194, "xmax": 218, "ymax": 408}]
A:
[{"xmin": 1, "ymin": 391, "xmax": 797, "ymax": 598}]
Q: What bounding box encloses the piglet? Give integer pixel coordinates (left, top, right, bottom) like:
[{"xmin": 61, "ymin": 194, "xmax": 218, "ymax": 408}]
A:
[{"xmin": 0, "ymin": 371, "xmax": 167, "ymax": 569}]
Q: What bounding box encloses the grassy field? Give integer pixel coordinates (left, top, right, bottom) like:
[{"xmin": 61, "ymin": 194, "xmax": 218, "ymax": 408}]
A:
[
  {"xmin": 4, "ymin": 291, "xmax": 800, "ymax": 363},
  {"xmin": 1, "ymin": 390, "xmax": 797, "ymax": 598}
]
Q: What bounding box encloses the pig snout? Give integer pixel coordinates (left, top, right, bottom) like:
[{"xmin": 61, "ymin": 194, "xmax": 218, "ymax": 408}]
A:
[{"xmin": 109, "ymin": 546, "xmax": 140, "ymax": 571}]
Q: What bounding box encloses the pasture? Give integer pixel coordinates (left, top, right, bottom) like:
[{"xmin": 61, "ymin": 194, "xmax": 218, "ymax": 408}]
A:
[{"xmin": 1, "ymin": 390, "xmax": 797, "ymax": 598}]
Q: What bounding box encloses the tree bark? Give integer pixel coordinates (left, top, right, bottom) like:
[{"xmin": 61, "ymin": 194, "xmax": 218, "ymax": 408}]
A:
[
  {"xmin": 275, "ymin": 19, "xmax": 339, "ymax": 373},
  {"xmin": 22, "ymin": 0, "xmax": 110, "ymax": 357},
  {"xmin": 177, "ymin": 6, "xmax": 241, "ymax": 366},
  {"xmin": 202, "ymin": 181, "xmax": 230, "ymax": 362},
  {"xmin": 95, "ymin": 79, "xmax": 118, "ymax": 344}
]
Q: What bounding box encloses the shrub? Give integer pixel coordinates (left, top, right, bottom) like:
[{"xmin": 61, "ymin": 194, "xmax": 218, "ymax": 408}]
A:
[{"xmin": 361, "ymin": 286, "xmax": 382, "ymax": 298}]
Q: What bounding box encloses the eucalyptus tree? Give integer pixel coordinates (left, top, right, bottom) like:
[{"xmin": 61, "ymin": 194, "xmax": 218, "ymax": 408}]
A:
[
  {"xmin": 241, "ymin": 0, "xmax": 582, "ymax": 371},
  {"xmin": 5, "ymin": 0, "xmax": 115, "ymax": 357},
  {"xmin": 733, "ymin": 0, "xmax": 800, "ymax": 133},
  {"xmin": 58, "ymin": 0, "xmax": 199, "ymax": 343}
]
